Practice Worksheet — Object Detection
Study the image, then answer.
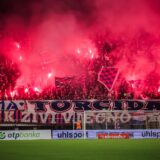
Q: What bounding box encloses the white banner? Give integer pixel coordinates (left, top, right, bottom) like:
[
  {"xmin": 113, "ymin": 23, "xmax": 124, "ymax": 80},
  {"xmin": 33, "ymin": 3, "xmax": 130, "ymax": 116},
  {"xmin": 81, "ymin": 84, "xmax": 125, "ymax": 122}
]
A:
[{"xmin": 0, "ymin": 130, "xmax": 51, "ymax": 140}]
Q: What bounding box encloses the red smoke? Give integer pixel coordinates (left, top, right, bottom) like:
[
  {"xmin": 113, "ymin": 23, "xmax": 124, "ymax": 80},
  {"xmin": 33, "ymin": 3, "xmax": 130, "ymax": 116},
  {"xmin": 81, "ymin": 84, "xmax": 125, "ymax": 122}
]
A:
[{"xmin": 0, "ymin": 0, "xmax": 160, "ymax": 97}]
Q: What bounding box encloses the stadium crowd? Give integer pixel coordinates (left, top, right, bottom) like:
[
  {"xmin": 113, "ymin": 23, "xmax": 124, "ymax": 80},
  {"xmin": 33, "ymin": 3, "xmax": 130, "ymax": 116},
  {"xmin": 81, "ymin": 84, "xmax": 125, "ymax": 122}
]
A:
[
  {"xmin": 1, "ymin": 32, "xmax": 160, "ymax": 100},
  {"xmin": 0, "ymin": 51, "xmax": 160, "ymax": 100}
]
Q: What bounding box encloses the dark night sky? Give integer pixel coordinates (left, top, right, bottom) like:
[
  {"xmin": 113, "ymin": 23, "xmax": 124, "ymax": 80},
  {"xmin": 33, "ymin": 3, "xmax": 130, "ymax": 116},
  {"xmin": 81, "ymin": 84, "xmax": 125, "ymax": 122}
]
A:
[
  {"xmin": 0, "ymin": 0, "xmax": 160, "ymax": 27},
  {"xmin": 0, "ymin": 0, "xmax": 160, "ymax": 33},
  {"xmin": 0, "ymin": 0, "xmax": 97, "ymax": 26}
]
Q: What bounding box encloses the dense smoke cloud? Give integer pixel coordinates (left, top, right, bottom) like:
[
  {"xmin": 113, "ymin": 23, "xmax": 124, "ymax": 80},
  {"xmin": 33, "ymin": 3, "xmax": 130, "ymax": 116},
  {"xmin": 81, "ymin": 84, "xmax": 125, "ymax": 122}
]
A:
[
  {"xmin": 0, "ymin": 0, "xmax": 160, "ymax": 93},
  {"xmin": 0, "ymin": 0, "xmax": 98, "ymax": 88}
]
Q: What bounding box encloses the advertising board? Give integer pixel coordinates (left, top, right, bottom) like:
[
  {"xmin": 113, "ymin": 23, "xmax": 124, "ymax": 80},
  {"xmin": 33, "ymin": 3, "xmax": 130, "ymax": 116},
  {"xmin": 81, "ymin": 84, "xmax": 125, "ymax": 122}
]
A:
[
  {"xmin": 52, "ymin": 129, "xmax": 160, "ymax": 139},
  {"xmin": 52, "ymin": 130, "xmax": 88, "ymax": 139},
  {"xmin": 0, "ymin": 130, "xmax": 51, "ymax": 140}
]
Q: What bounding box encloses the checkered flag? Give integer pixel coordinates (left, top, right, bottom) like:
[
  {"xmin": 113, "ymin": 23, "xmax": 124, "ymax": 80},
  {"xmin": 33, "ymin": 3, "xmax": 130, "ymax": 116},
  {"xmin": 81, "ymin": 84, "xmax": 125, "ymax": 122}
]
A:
[{"xmin": 98, "ymin": 66, "xmax": 119, "ymax": 91}]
